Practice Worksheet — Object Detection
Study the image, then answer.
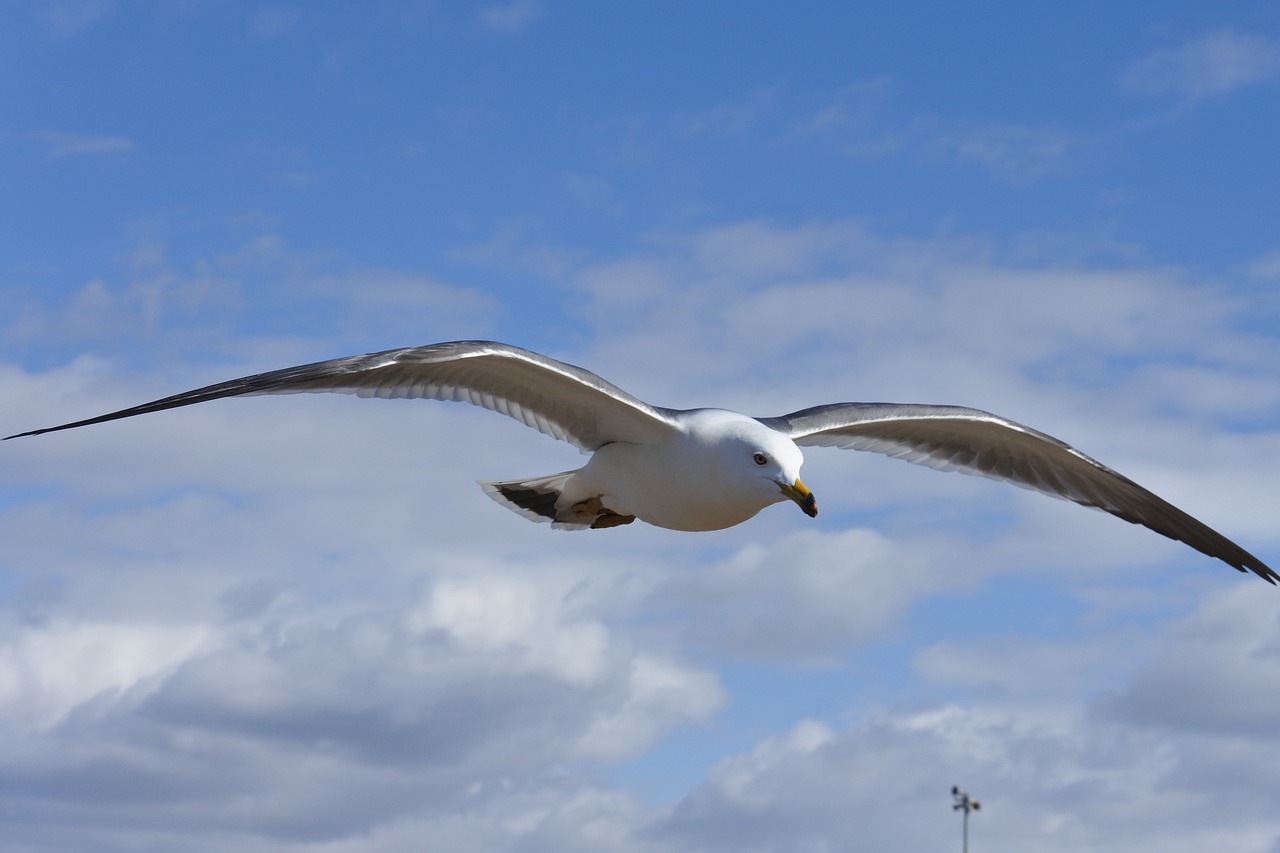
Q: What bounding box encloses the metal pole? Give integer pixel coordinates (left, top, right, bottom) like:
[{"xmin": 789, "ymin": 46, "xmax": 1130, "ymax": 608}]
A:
[{"xmin": 951, "ymin": 786, "xmax": 980, "ymax": 853}]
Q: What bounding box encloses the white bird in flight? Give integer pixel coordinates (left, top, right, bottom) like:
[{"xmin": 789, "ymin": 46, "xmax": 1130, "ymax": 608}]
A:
[{"xmin": 5, "ymin": 340, "xmax": 1274, "ymax": 583}]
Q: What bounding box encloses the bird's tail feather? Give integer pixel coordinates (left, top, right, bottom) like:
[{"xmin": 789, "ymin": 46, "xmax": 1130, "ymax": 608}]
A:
[
  {"xmin": 478, "ymin": 471, "xmax": 635, "ymax": 530},
  {"xmin": 479, "ymin": 471, "xmax": 587, "ymax": 529}
]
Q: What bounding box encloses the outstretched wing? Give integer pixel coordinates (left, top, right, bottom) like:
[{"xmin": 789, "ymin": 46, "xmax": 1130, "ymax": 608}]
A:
[
  {"xmin": 760, "ymin": 402, "xmax": 1275, "ymax": 583},
  {"xmin": 5, "ymin": 341, "xmax": 680, "ymax": 451}
]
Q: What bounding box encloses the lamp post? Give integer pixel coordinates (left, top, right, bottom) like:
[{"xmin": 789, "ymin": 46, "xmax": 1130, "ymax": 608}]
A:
[{"xmin": 951, "ymin": 785, "xmax": 980, "ymax": 853}]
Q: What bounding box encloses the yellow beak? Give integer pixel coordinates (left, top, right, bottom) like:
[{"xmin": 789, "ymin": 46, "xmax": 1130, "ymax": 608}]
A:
[{"xmin": 779, "ymin": 478, "xmax": 818, "ymax": 518}]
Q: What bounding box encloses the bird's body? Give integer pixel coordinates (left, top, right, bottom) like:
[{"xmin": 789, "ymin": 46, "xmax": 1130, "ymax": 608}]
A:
[
  {"xmin": 5, "ymin": 340, "xmax": 1274, "ymax": 583},
  {"xmin": 489, "ymin": 408, "xmax": 810, "ymax": 531}
]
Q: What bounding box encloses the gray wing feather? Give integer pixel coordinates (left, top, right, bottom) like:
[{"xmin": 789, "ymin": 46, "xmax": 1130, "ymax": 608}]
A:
[
  {"xmin": 762, "ymin": 403, "xmax": 1275, "ymax": 583},
  {"xmin": 5, "ymin": 341, "xmax": 679, "ymax": 451}
]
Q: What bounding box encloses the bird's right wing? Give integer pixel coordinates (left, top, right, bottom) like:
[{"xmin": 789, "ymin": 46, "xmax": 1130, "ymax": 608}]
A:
[{"xmin": 5, "ymin": 341, "xmax": 681, "ymax": 451}]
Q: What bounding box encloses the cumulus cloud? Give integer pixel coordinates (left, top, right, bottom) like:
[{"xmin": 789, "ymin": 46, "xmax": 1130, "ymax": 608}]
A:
[
  {"xmin": 1, "ymin": 221, "xmax": 1277, "ymax": 849},
  {"xmin": 655, "ymin": 528, "xmax": 960, "ymax": 662},
  {"xmin": 0, "ymin": 618, "xmax": 208, "ymax": 730},
  {"xmin": 652, "ymin": 702, "xmax": 1280, "ymax": 853},
  {"xmin": 1097, "ymin": 583, "xmax": 1280, "ymax": 735}
]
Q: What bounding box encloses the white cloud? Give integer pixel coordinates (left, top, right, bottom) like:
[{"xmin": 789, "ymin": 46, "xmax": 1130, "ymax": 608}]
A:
[
  {"xmin": 409, "ymin": 568, "xmax": 612, "ymax": 686},
  {"xmin": 574, "ymin": 655, "xmax": 726, "ymax": 761},
  {"xmin": 0, "ymin": 618, "xmax": 209, "ymax": 730},
  {"xmin": 1123, "ymin": 30, "xmax": 1280, "ymax": 100},
  {"xmin": 658, "ymin": 528, "xmax": 959, "ymax": 662}
]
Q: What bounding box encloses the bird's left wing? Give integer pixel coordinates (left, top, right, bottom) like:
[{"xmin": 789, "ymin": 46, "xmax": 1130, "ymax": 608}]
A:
[
  {"xmin": 5, "ymin": 341, "xmax": 680, "ymax": 451},
  {"xmin": 760, "ymin": 402, "xmax": 1275, "ymax": 583}
]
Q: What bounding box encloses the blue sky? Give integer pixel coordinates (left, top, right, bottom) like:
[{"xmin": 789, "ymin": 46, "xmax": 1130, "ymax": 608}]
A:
[{"xmin": 3, "ymin": 2, "xmax": 1280, "ymax": 851}]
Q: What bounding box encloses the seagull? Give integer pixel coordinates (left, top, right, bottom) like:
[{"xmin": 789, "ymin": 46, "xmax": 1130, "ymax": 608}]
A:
[{"xmin": 5, "ymin": 340, "xmax": 1274, "ymax": 583}]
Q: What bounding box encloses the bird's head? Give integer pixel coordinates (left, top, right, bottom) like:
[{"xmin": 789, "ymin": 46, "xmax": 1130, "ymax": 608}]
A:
[{"xmin": 711, "ymin": 416, "xmax": 817, "ymax": 519}]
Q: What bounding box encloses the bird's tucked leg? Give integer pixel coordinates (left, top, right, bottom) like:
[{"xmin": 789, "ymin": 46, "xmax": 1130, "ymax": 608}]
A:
[{"xmin": 566, "ymin": 497, "xmax": 635, "ymax": 529}]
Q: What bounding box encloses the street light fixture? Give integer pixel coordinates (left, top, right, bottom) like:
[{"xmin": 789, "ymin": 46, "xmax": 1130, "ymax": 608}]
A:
[{"xmin": 951, "ymin": 785, "xmax": 980, "ymax": 853}]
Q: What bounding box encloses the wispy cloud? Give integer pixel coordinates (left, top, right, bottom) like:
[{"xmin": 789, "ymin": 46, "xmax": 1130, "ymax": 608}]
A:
[
  {"xmin": 481, "ymin": 0, "xmax": 539, "ymax": 34},
  {"xmin": 932, "ymin": 122, "xmax": 1079, "ymax": 183},
  {"xmin": 677, "ymin": 87, "xmax": 781, "ymax": 138},
  {"xmin": 42, "ymin": 0, "xmax": 109, "ymax": 38},
  {"xmin": 32, "ymin": 130, "xmax": 136, "ymax": 159},
  {"xmin": 791, "ymin": 83, "xmax": 1077, "ymax": 181},
  {"xmin": 1123, "ymin": 29, "xmax": 1280, "ymax": 100},
  {"xmin": 793, "ymin": 78, "xmax": 895, "ymax": 138},
  {"xmin": 249, "ymin": 6, "xmax": 301, "ymax": 39},
  {"xmin": 788, "ymin": 78, "xmax": 907, "ymax": 159},
  {"xmin": 1248, "ymin": 249, "xmax": 1280, "ymax": 280}
]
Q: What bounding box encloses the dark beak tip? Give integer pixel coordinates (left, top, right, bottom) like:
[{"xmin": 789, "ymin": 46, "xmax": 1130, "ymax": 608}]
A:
[{"xmin": 803, "ymin": 496, "xmax": 818, "ymax": 518}]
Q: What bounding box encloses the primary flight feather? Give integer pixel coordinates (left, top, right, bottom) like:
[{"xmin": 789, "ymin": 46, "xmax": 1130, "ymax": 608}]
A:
[{"xmin": 6, "ymin": 340, "xmax": 1274, "ymax": 583}]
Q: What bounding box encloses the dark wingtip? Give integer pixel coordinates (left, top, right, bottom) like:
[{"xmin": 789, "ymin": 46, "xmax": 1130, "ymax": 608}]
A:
[
  {"xmin": 1229, "ymin": 556, "xmax": 1278, "ymax": 585},
  {"xmin": 5, "ymin": 423, "xmax": 89, "ymax": 440},
  {"xmin": 1225, "ymin": 547, "xmax": 1278, "ymax": 585},
  {"xmin": 1253, "ymin": 565, "xmax": 1279, "ymax": 585}
]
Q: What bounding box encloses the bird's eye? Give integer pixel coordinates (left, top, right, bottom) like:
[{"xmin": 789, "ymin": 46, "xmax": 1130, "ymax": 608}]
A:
[{"xmin": 753, "ymin": 452, "xmax": 768, "ymax": 466}]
